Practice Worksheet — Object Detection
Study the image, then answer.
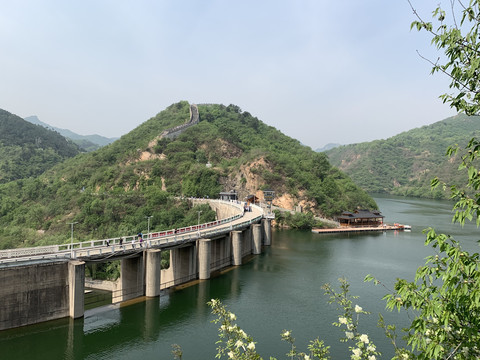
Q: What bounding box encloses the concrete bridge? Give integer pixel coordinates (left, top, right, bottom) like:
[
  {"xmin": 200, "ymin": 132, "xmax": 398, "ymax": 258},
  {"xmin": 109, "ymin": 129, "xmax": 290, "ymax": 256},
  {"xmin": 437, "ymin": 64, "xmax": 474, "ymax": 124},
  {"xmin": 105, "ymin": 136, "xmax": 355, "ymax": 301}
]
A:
[{"xmin": 0, "ymin": 199, "xmax": 272, "ymax": 331}]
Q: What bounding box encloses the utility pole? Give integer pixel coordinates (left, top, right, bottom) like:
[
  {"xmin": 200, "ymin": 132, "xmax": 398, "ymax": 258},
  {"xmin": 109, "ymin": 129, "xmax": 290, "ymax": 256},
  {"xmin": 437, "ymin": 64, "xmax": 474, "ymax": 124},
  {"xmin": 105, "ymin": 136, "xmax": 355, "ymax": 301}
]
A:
[
  {"xmin": 146, "ymin": 216, "xmax": 153, "ymax": 239},
  {"xmin": 197, "ymin": 210, "xmax": 202, "ymax": 236},
  {"xmin": 67, "ymin": 222, "xmax": 79, "ymax": 258}
]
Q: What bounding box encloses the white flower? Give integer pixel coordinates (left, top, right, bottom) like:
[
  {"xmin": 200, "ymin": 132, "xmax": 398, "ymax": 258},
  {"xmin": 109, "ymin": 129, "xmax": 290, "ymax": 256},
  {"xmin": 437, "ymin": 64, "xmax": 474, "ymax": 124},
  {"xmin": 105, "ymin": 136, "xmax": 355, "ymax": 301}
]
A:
[
  {"xmin": 368, "ymin": 356, "xmax": 376, "ymax": 360},
  {"xmin": 220, "ymin": 325, "xmax": 226, "ymax": 331},
  {"xmin": 352, "ymin": 348, "xmax": 362, "ymax": 357},
  {"xmin": 235, "ymin": 340, "xmax": 244, "ymax": 348},
  {"xmin": 354, "ymin": 304, "xmax": 363, "ymax": 313},
  {"xmin": 228, "ymin": 326, "xmax": 235, "ymax": 332},
  {"xmin": 359, "ymin": 334, "xmax": 369, "ymax": 344},
  {"xmin": 338, "ymin": 317, "xmax": 348, "ymax": 324},
  {"xmin": 283, "ymin": 330, "xmax": 291, "ymax": 337},
  {"xmin": 210, "ymin": 299, "xmax": 218, "ymax": 306},
  {"xmin": 345, "ymin": 331, "xmax": 354, "ymax": 339},
  {"xmin": 247, "ymin": 342, "xmax": 255, "ymax": 351},
  {"xmin": 402, "ymin": 353, "xmax": 409, "ymax": 359},
  {"xmin": 367, "ymin": 345, "xmax": 376, "ymax": 352},
  {"xmin": 228, "ymin": 351, "xmax": 235, "ymax": 359},
  {"xmin": 304, "ymin": 355, "xmax": 310, "ymax": 360},
  {"xmin": 238, "ymin": 329, "xmax": 247, "ymax": 339},
  {"xmin": 229, "ymin": 312, "xmax": 236, "ymax": 321}
]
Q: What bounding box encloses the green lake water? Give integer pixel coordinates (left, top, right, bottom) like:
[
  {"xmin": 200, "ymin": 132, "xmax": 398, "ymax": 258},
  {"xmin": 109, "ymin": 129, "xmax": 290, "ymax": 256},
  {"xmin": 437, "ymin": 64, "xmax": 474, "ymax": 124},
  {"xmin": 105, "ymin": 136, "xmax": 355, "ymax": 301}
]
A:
[{"xmin": 1, "ymin": 195, "xmax": 479, "ymax": 359}]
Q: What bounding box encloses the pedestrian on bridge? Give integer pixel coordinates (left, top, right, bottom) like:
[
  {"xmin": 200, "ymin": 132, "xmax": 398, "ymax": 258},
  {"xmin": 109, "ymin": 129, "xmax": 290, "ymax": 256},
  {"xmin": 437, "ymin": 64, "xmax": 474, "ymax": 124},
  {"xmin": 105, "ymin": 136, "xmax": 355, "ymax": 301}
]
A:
[{"xmin": 138, "ymin": 232, "xmax": 143, "ymax": 248}]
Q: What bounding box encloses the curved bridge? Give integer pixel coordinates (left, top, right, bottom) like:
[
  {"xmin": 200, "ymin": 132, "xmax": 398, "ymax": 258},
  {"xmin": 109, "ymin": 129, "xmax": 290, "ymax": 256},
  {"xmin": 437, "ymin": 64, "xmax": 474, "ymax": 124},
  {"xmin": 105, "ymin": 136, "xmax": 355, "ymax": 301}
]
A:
[
  {"xmin": 0, "ymin": 199, "xmax": 273, "ymax": 331},
  {"xmin": 0, "ymin": 199, "xmax": 261, "ymax": 264}
]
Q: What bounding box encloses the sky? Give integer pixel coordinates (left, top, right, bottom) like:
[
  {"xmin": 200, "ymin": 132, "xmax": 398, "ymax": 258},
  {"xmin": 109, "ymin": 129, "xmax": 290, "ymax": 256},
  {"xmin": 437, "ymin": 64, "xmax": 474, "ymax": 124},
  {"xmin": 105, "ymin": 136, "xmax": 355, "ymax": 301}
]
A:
[{"xmin": 0, "ymin": 1, "xmax": 458, "ymax": 149}]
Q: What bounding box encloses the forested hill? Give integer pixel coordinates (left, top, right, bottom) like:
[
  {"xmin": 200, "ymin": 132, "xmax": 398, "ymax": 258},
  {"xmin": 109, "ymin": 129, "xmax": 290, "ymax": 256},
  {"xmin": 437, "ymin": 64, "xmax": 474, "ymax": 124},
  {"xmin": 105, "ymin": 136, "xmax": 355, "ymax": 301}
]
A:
[
  {"xmin": 0, "ymin": 109, "xmax": 81, "ymax": 183},
  {"xmin": 325, "ymin": 113, "xmax": 480, "ymax": 198},
  {"xmin": 0, "ymin": 101, "xmax": 375, "ymax": 248}
]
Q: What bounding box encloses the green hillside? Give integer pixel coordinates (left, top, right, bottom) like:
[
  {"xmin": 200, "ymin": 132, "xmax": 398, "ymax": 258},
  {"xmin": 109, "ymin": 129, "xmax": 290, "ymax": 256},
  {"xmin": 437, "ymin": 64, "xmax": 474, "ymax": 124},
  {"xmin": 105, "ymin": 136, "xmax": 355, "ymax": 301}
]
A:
[
  {"xmin": 325, "ymin": 114, "xmax": 480, "ymax": 198},
  {"xmin": 0, "ymin": 109, "xmax": 81, "ymax": 183},
  {"xmin": 0, "ymin": 101, "xmax": 376, "ymax": 249}
]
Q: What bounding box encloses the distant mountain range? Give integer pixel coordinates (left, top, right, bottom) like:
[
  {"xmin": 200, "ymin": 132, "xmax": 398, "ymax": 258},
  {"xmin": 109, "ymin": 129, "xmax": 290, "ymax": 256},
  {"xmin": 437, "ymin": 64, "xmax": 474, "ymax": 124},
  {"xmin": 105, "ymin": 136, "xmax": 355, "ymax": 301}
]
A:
[
  {"xmin": 315, "ymin": 143, "xmax": 341, "ymax": 152},
  {"xmin": 24, "ymin": 115, "xmax": 117, "ymax": 151},
  {"xmin": 325, "ymin": 113, "xmax": 480, "ymax": 199}
]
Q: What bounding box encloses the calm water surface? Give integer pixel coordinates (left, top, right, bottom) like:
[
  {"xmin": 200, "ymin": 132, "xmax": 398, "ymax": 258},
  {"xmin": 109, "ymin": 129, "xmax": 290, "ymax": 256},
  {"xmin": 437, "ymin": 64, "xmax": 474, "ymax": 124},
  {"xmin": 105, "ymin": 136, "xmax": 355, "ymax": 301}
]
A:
[{"xmin": 1, "ymin": 195, "xmax": 479, "ymax": 359}]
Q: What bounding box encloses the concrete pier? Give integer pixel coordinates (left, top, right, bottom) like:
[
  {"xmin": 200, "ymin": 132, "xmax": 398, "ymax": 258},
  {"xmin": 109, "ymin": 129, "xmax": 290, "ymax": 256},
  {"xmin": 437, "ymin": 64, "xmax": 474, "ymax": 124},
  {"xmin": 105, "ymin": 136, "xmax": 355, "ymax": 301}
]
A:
[
  {"xmin": 116, "ymin": 255, "xmax": 144, "ymax": 302},
  {"xmin": 198, "ymin": 239, "xmax": 212, "ymax": 280},
  {"xmin": 232, "ymin": 231, "xmax": 243, "ymax": 266},
  {"xmin": 68, "ymin": 260, "xmax": 85, "ymax": 319},
  {"xmin": 252, "ymin": 224, "xmax": 263, "ymax": 255},
  {"xmin": 145, "ymin": 250, "xmax": 162, "ymax": 297},
  {"xmin": 170, "ymin": 245, "xmax": 196, "ymax": 285},
  {"xmin": 262, "ymin": 219, "xmax": 272, "ymax": 246}
]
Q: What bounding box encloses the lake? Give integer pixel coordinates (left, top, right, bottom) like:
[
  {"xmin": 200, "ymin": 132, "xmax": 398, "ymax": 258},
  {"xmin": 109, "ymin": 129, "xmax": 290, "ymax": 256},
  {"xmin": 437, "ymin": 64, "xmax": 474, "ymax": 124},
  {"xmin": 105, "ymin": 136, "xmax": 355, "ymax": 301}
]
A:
[{"xmin": 1, "ymin": 195, "xmax": 479, "ymax": 359}]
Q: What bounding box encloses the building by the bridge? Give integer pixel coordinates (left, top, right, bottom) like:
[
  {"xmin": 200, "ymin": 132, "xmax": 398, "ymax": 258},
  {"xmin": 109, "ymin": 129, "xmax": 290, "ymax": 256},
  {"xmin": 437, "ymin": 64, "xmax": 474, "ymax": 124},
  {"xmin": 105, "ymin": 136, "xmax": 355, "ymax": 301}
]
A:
[
  {"xmin": 337, "ymin": 209, "xmax": 384, "ymax": 227},
  {"xmin": 245, "ymin": 194, "xmax": 259, "ymax": 206},
  {"xmin": 219, "ymin": 190, "xmax": 238, "ymax": 201}
]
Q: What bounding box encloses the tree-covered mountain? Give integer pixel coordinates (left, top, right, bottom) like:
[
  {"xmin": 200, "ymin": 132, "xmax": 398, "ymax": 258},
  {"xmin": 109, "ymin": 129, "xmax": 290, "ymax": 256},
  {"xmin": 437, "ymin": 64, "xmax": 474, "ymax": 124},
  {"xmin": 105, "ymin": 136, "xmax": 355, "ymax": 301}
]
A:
[
  {"xmin": 24, "ymin": 115, "xmax": 117, "ymax": 152},
  {"xmin": 0, "ymin": 109, "xmax": 81, "ymax": 183},
  {"xmin": 325, "ymin": 113, "xmax": 480, "ymax": 198},
  {"xmin": 0, "ymin": 101, "xmax": 375, "ymax": 249}
]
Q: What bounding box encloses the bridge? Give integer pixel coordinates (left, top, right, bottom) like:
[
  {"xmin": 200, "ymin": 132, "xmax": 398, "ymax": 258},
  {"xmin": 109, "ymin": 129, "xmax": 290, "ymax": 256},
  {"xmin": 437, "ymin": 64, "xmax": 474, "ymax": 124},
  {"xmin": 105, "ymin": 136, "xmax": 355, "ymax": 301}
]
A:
[{"xmin": 0, "ymin": 199, "xmax": 272, "ymax": 331}]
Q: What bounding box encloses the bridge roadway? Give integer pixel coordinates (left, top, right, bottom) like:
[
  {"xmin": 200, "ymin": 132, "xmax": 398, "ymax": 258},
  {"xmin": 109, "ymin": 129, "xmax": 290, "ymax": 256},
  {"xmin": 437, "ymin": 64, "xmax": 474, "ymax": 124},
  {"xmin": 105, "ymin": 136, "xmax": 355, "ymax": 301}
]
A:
[{"xmin": 0, "ymin": 199, "xmax": 264, "ymax": 266}]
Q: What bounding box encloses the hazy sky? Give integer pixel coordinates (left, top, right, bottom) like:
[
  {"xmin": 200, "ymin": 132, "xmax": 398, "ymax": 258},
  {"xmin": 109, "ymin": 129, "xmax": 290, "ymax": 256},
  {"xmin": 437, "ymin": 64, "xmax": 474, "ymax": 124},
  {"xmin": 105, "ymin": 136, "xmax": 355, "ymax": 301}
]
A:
[{"xmin": 0, "ymin": 1, "xmax": 457, "ymax": 149}]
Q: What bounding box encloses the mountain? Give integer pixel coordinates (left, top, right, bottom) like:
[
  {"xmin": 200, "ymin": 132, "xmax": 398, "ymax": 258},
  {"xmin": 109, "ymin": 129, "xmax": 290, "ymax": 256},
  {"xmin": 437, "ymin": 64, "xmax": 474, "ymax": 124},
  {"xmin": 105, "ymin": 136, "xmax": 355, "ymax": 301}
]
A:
[
  {"xmin": 24, "ymin": 115, "xmax": 117, "ymax": 151},
  {"xmin": 0, "ymin": 109, "xmax": 81, "ymax": 184},
  {"xmin": 316, "ymin": 143, "xmax": 341, "ymax": 152},
  {"xmin": 0, "ymin": 101, "xmax": 376, "ymax": 248},
  {"xmin": 325, "ymin": 113, "xmax": 480, "ymax": 198}
]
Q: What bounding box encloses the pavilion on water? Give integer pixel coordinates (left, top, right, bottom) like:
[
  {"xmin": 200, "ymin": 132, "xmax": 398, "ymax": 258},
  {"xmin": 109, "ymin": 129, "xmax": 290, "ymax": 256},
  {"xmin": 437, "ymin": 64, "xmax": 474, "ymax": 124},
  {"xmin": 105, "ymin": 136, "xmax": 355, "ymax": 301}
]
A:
[{"xmin": 336, "ymin": 209, "xmax": 384, "ymax": 228}]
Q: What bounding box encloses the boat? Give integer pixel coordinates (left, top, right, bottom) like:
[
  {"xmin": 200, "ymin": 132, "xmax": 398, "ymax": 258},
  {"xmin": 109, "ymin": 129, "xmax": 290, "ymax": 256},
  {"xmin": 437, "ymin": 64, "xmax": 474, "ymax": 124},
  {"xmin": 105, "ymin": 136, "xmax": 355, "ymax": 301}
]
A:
[{"xmin": 394, "ymin": 223, "xmax": 412, "ymax": 231}]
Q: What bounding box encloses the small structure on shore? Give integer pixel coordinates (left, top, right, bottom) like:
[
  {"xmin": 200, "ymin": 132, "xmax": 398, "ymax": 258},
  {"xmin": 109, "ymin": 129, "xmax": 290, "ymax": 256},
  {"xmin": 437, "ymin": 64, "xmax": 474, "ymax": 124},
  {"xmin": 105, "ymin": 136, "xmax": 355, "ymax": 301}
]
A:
[
  {"xmin": 219, "ymin": 190, "xmax": 238, "ymax": 201},
  {"xmin": 336, "ymin": 209, "xmax": 384, "ymax": 228},
  {"xmin": 245, "ymin": 194, "xmax": 259, "ymax": 206}
]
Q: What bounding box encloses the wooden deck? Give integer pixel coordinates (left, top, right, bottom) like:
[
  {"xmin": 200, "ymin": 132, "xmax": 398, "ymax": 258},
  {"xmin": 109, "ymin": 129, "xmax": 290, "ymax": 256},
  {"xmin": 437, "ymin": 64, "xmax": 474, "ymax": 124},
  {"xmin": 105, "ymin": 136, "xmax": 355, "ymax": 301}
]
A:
[{"xmin": 312, "ymin": 225, "xmax": 408, "ymax": 234}]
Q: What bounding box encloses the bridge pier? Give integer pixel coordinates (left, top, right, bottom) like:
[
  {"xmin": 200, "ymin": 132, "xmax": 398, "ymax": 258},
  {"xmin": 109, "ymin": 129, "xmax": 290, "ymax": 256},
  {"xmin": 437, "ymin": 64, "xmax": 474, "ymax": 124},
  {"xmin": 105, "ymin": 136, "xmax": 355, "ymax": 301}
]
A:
[
  {"xmin": 198, "ymin": 239, "xmax": 211, "ymax": 280},
  {"xmin": 145, "ymin": 249, "xmax": 162, "ymax": 297},
  {"xmin": 210, "ymin": 235, "xmax": 231, "ymax": 272},
  {"xmin": 114, "ymin": 255, "xmax": 144, "ymax": 303},
  {"xmin": 243, "ymin": 226, "xmax": 253, "ymax": 257},
  {"xmin": 232, "ymin": 231, "xmax": 243, "ymax": 266},
  {"xmin": 69, "ymin": 260, "xmax": 85, "ymax": 319},
  {"xmin": 170, "ymin": 245, "xmax": 196, "ymax": 286},
  {"xmin": 262, "ymin": 219, "xmax": 272, "ymax": 246},
  {"xmin": 252, "ymin": 224, "xmax": 263, "ymax": 254}
]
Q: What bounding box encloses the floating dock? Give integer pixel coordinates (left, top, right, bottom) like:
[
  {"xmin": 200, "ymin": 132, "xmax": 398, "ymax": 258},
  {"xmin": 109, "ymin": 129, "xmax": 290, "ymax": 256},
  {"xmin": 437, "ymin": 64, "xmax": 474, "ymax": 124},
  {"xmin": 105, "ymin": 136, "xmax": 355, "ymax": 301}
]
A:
[{"xmin": 312, "ymin": 224, "xmax": 411, "ymax": 234}]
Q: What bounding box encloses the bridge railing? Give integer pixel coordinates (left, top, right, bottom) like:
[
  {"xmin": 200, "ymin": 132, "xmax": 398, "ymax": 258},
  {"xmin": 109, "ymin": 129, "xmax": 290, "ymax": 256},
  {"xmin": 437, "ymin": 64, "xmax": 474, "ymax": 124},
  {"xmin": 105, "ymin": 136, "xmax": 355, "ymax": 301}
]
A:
[{"xmin": 0, "ymin": 198, "xmax": 248, "ymax": 262}]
